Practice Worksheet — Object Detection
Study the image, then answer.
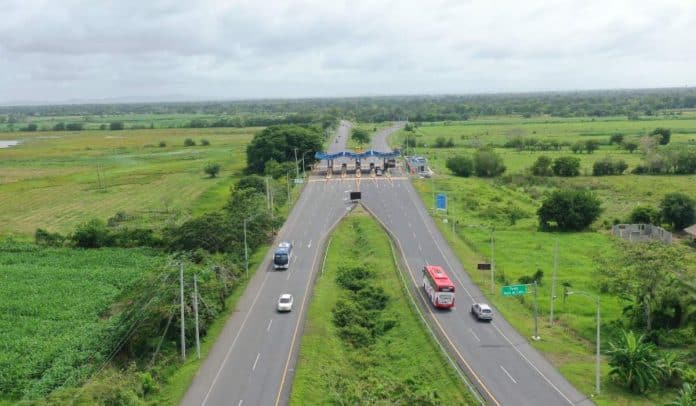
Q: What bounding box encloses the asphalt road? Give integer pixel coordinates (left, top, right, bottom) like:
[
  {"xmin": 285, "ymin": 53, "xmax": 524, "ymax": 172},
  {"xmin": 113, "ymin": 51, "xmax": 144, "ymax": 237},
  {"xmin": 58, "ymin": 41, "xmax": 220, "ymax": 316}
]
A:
[
  {"xmin": 357, "ymin": 127, "xmax": 593, "ymax": 405},
  {"xmin": 182, "ymin": 124, "xmax": 354, "ymax": 406}
]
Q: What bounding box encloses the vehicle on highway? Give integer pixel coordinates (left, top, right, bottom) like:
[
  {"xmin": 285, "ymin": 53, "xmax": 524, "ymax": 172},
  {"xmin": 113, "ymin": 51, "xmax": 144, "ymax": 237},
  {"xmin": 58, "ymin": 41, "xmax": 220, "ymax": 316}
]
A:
[
  {"xmin": 273, "ymin": 241, "xmax": 293, "ymax": 270},
  {"xmin": 471, "ymin": 303, "xmax": 493, "ymax": 321},
  {"xmin": 277, "ymin": 294, "xmax": 293, "ymax": 312},
  {"xmin": 422, "ymin": 265, "xmax": 455, "ymax": 309},
  {"xmin": 375, "ymin": 167, "xmax": 383, "ymax": 176}
]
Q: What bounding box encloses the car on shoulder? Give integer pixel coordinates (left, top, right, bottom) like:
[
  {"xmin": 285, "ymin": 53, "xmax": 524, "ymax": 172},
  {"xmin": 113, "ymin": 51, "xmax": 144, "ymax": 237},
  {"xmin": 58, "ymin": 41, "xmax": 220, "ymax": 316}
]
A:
[
  {"xmin": 277, "ymin": 293, "xmax": 293, "ymax": 312},
  {"xmin": 471, "ymin": 303, "xmax": 493, "ymax": 321}
]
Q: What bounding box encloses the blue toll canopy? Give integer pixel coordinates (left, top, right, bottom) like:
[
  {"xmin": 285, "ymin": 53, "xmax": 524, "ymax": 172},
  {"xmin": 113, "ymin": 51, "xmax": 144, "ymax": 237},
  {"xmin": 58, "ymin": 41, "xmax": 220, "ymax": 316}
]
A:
[{"xmin": 315, "ymin": 149, "xmax": 400, "ymax": 160}]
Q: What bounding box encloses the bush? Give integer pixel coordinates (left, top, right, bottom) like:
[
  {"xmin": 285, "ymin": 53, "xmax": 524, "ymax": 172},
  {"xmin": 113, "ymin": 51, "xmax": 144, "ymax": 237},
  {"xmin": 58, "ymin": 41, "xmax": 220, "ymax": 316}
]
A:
[
  {"xmin": 571, "ymin": 142, "xmax": 584, "ymax": 154},
  {"xmin": 537, "ymin": 189, "xmax": 602, "ymax": 231},
  {"xmin": 200, "ymin": 139, "xmax": 210, "ymax": 146},
  {"xmin": 610, "ymin": 133, "xmax": 624, "ymax": 145},
  {"xmin": 473, "ymin": 148, "xmax": 506, "ymax": 177},
  {"xmin": 184, "ymin": 138, "xmax": 196, "ymax": 147},
  {"xmin": 65, "ymin": 123, "xmax": 83, "ymax": 131},
  {"xmin": 530, "ymin": 155, "xmax": 553, "ymax": 176},
  {"xmin": 109, "ymin": 121, "xmax": 124, "ymax": 130},
  {"xmin": 585, "ymin": 140, "xmax": 600, "ymax": 153},
  {"xmin": 158, "ymin": 141, "xmax": 166, "ymax": 147},
  {"xmin": 660, "ymin": 192, "xmax": 696, "ymax": 230},
  {"xmin": 434, "ymin": 137, "xmax": 455, "ymax": 148},
  {"xmin": 246, "ymin": 125, "xmax": 323, "ymax": 174},
  {"xmin": 204, "ymin": 162, "xmax": 221, "ymax": 178},
  {"xmin": 552, "ymin": 156, "xmax": 581, "ymax": 177},
  {"xmin": 628, "ymin": 205, "xmax": 660, "ymax": 224},
  {"xmin": 35, "ymin": 228, "xmax": 65, "ymax": 247},
  {"xmin": 622, "ymin": 140, "xmax": 639, "ymax": 153},
  {"xmin": 650, "ymin": 127, "xmax": 671, "ymax": 145},
  {"xmin": 70, "ymin": 219, "xmax": 114, "ymax": 248},
  {"xmin": 592, "ymin": 157, "xmax": 628, "ymax": 176},
  {"xmin": 336, "ymin": 266, "xmax": 372, "ymax": 292},
  {"xmin": 445, "ymin": 155, "xmax": 473, "ymax": 177}
]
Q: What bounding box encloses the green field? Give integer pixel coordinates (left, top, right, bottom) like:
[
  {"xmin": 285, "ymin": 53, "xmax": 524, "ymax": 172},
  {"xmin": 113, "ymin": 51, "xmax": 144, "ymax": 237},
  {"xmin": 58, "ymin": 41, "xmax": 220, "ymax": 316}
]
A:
[
  {"xmin": 291, "ymin": 208, "xmax": 475, "ymax": 405},
  {"xmin": 0, "ymin": 243, "xmax": 163, "ymax": 400},
  {"xmin": 395, "ymin": 116, "xmax": 696, "ymax": 404},
  {"xmin": 0, "ymin": 127, "xmax": 257, "ymax": 237}
]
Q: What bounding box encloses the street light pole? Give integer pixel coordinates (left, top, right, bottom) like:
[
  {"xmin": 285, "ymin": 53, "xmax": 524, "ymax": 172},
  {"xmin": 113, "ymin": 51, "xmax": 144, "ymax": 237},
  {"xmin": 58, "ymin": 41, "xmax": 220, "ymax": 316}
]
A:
[
  {"xmin": 490, "ymin": 229, "xmax": 495, "ymax": 295},
  {"xmin": 301, "ymin": 150, "xmax": 313, "ymax": 178},
  {"xmin": 294, "ymin": 148, "xmax": 299, "ymax": 179},
  {"xmin": 243, "ymin": 218, "xmax": 249, "ymax": 278},
  {"xmin": 567, "ymin": 291, "xmax": 601, "ymax": 395}
]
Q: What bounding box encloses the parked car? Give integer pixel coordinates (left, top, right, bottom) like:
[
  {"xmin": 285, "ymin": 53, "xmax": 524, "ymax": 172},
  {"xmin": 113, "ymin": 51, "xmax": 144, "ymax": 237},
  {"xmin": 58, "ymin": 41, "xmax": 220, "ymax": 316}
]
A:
[
  {"xmin": 277, "ymin": 294, "xmax": 293, "ymax": 312},
  {"xmin": 471, "ymin": 303, "xmax": 493, "ymax": 321}
]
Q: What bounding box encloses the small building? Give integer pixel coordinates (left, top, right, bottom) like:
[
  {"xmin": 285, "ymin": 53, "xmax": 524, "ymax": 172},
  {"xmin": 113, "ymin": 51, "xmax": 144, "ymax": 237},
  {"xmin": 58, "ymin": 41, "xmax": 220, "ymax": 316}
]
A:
[
  {"xmin": 684, "ymin": 224, "xmax": 696, "ymax": 242},
  {"xmin": 612, "ymin": 224, "xmax": 672, "ymax": 244}
]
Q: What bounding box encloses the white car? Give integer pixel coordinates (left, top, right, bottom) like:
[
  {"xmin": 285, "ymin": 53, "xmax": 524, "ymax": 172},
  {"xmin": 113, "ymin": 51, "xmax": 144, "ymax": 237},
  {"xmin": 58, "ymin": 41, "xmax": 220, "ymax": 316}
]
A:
[
  {"xmin": 277, "ymin": 294, "xmax": 293, "ymax": 312},
  {"xmin": 471, "ymin": 303, "xmax": 493, "ymax": 321}
]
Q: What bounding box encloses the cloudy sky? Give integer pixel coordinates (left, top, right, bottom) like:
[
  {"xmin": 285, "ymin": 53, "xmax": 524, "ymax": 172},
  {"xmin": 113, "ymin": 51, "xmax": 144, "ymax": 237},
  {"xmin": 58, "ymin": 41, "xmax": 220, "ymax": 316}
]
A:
[{"xmin": 1, "ymin": 0, "xmax": 694, "ymax": 104}]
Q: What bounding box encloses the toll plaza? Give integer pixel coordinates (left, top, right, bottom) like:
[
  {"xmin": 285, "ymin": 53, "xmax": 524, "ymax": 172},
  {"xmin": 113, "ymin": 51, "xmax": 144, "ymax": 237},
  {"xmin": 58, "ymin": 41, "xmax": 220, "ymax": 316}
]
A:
[{"xmin": 314, "ymin": 149, "xmax": 400, "ymax": 177}]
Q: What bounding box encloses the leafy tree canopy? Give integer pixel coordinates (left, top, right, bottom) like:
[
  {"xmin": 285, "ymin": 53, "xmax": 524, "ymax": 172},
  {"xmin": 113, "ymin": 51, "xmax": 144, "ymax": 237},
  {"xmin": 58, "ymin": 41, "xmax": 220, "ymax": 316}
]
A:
[
  {"xmin": 537, "ymin": 189, "xmax": 602, "ymax": 231},
  {"xmin": 246, "ymin": 125, "xmax": 322, "ymax": 174}
]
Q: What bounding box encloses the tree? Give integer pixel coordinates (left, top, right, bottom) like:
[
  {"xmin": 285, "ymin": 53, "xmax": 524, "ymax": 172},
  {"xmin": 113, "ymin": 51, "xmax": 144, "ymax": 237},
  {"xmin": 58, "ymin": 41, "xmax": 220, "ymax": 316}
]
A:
[
  {"xmin": 446, "ymin": 155, "xmax": 473, "ymax": 177},
  {"xmin": 184, "ymin": 138, "xmax": 196, "ymax": 147},
  {"xmin": 585, "ymin": 139, "xmax": 600, "ymax": 154},
  {"xmin": 650, "ymin": 127, "xmax": 671, "ymax": 145},
  {"xmin": 628, "ymin": 205, "xmax": 660, "ymax": 224},
  {"xmin": 610, "ymin": 133, "xmax": 625, "ymax": 145},
  {"xmin": 667, "ymin": 382, "xmax": 696, "ymax": 406},
  {"xmin": 473, "ymin": 148, "xmax": 506, "ymax": 177},
  {"xmin": 622, "ymin": 140, "xmax": 639, "ymax": 153},
  {"xmin": 552, "ymin": 156, "xmax": 581, "ymax": 177},
  {"xmin": 204, "ymin": 162, "xmax": 221, "ymax": 178},
  {"xmin": 246, "ymin": 125, "xmax": 323, "ymax": 174},
  {"xmin": 351, "ymin": 128, "xmax": 371, "ymax": 146},
  {"xmin": 70, "ymin": 219, "xmax": 114, "ymax": 248},
  {"xmin": 607, "ymin": 330, "xmax": 662, "ymax": 394},
  {"xmin": 531, "ymin": 155, "xmax": 553, "ymax": 176},
  {"xmin": 53, "ymin": 122, "xmax": 66, "ymax": 131},
  {"xmin": 537, "ymin": 189, "xmax": 602, "ymax": 231},
  {"xmin": 571, "ymin": 142, "xmax": 584, "ymax": 154},
  {"xmin": 660, "ymin": 192, "xmax": 696, "ymax": 230},
  {"xmin": 24, "ymin": 123, "xmax": 38, "ymax": 132},
  {"xmin": 593, "ymin": 157, "xmax": 628, "ymax": 176},
  {"xmin": 65, "ymin": 123, "xmax": 83, "ymax": 131},
  {"xmin": 109, "ymin": 121, "xmax": 124, "ymax": 130}
]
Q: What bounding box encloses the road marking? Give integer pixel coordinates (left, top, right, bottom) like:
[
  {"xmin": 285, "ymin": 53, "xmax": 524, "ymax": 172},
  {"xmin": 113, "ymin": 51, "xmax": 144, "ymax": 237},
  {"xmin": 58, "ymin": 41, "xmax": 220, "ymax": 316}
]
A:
[
  {"xmin": 307, "ymin": 239, "xmax": 312, "ymax": 248},
  {"xmin": 267, "ymin": 319, "xmax": 273, "ymax": 333},
  {"xmin": 500, "ymin": 365, "xmax": 517, "ymax": 384},
  {"xmin": 238, "ymin": 400, "xmax": 243, "ymax": 406},
  {"xmin": 286, "ymin": 267, "xmax": 294, "ymax": 280},
  {"xmin": 412, "ymin": 231, "xmax": 416, "ymax": 238},
  {"xmin": 469, "ymin": 329, "xmax": 481, "ymax": 342},
  {"xmin": 408, "ymin": 222, "xmax": 412, "ymax": 228},
  {"xmin": 418, "ymin": 243, "xmax": 422, "ymax": 252},
  {"xmin": 252, "ymin": 353, "xmax": 261, "ymax": 371}
]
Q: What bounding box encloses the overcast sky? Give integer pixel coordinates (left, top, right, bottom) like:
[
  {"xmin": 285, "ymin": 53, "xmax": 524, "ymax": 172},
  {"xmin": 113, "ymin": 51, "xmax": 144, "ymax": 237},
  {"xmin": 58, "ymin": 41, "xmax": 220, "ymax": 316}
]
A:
[{"xmin": 1, "ymin": 0, "xmax": 694, "ymax": 104}]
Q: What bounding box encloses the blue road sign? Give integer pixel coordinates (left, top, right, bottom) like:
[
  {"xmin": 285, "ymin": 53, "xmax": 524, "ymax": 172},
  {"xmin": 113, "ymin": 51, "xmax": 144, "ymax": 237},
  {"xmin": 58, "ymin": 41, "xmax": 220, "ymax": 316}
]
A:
[{"xmin": 436, "ymin": 193, "xmax": 447, "ymax": 211}]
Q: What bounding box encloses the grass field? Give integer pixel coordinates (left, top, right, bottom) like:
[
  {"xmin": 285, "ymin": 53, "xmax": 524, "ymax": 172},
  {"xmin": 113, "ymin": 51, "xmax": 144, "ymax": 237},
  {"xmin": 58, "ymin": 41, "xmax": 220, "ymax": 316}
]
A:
[
  {"xmin": 290, "ymin": 208, "xmax": 475, "ymax": 405},
  {"xmin": 394, "ymin": 115, "xmax": 696, "ymax": 404},
  {"xmin": 0, "ymin": 127, "xmax": 258, "ymax": 237},
  {"xmin": 0, "ymin": 243, "xmax": 163, "ymax": 401}
]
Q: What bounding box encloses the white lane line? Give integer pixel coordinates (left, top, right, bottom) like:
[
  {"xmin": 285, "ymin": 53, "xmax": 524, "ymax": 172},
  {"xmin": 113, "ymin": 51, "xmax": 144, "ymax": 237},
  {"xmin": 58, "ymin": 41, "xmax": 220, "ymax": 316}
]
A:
[
  {"xmin": 252, "ymin": 353, "xmax": 261, "ymax": 371},
  {"xmin": 238, "ymin": 400, "xmax": 243, "ymax": 406},
  {"xmin": 469, "ymin": 329, "xmax": 481, "ymax": 342},
  {"xmin": 286, "ymin": 268, "xmax": 294, "ymax": 280},
  {"xmin": 500, "ymin": 365, "xmax": 517, "ymax": 384},
  {"xmin": 307, "ymin": 239, "xmax": 312, "ymax": 248},
  {"xmin": 412, "ymin": 231, "xmax": 416, "ymax": 238},
  {"xmin": 267, "ymin": 319, "xmax": 273, "ymax": 333},
  {"xmin": 408, "ymin": 222, "xmax": 412, "ymax": 228},
  {"xmin": 418, "ymin": 243, "xmax": 422, "ymax": 252}
]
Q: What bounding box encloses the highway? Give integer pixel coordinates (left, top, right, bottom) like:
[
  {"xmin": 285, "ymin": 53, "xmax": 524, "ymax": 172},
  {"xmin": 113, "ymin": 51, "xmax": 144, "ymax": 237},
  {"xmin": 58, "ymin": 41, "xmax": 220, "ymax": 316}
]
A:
[
  {"xmin": 183, "ymin": 121, "xmax": 593, "ymax": 405},
  {"xmin": 182, "ymin": 123, "xmax": 353, "ymax": 406},
  {"xmin": 357, "ymin": 127, "xmax": 593, "ymax": 405}
]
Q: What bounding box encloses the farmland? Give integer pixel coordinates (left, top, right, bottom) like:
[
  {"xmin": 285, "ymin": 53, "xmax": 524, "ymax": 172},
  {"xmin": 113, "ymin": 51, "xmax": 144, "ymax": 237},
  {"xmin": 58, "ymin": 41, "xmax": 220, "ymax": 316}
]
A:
[
  {"xmin": 0, "ymin": 127, "xmax": 257, "ymax": 237},
  {"xmin": 394, "ymin": 114, "xmax": 696, "ymax": 404},
  {"xmin": 0, "ymin": 243, "xmax": 162, "ymax": 400}
]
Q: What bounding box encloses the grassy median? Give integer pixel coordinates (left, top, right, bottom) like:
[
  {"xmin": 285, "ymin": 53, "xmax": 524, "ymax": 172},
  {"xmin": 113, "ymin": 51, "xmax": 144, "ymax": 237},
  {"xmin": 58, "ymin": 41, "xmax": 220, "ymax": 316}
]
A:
[{"xmin": 290, "ymin": 207, "xmax": 475, "ymax": 405}]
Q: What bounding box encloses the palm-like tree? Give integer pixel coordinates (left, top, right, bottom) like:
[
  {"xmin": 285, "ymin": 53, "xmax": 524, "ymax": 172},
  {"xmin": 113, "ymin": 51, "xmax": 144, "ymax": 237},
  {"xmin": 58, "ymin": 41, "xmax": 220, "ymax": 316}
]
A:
[
  {"xmin": 660, "ymin": 352, "xmax": 687, "ymax": 388},
  {"xmin": 666, "ymin": 382, "xmax": 696, "ymax": 406},
  {"xmin": 607, "ymin": 330, "xmax": 662, "ymax": 393}
]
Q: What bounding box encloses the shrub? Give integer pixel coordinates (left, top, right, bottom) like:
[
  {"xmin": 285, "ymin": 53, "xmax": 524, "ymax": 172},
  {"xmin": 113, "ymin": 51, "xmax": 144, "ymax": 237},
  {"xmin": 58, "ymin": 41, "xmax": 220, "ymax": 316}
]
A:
[
  {"xmin": 445, "ymin": 155, "xmax": 473, "ymax": 177},
  {"xmin": 622, "ymin": 140, "xmax": 639, "ymax": 153},
  {"xmin": 660, "ymin": 192, "xmax": 696, "ymax": 230},
  {"xmin": 585, "ymin": 140, "xmax": 600, "ymax": 154},
  {"xmin": 34, "ymin": 228, "xmax": 65, "ymax": 247},
  {"xmin": 571, "ymin": 142, "xmax": 584, "ymax": 154},
  {"xmin": 473, "ymin": 148, "xmax": 506, "ymax": 177},
  {"xmin": 530, "ymin": 155, "xmax": 553, "ymax": 176},
  {"xmin": 158, "ymin": 141, "xmax": 166, "ymax": 147},
  {"xmin": 109, "ymin": 122, "xmax": 124, "ymax": 130},
  {"xmin": 434, "ymin": 137, "xmax": 455, "ymax": 148},
  {"xmin": 650, "ymin": 127, "xmax": 671, "ymax": 145},
  {"xmin": 184, "ymin": 138, "xmax": 196, "ymax": 147},
  {"xmin": 200, "ymin": 139, "xmax": 210, "ymax": 146},
  {"xmin": 246, "ymin": 125, "xmax": 323, "ymax": 174},
  {"xmin": 537, "ymin": 189, "xmax": 602, "ymax": 231},
  {"xmin": 610, "ymin": 133, "xmax": 624, "ymax": 145},
  {"xmin": 628, "ymin": 205, "xmax": 660, "ymax": 224},
  {"xmin": 70, "ymin": 219, "xmax": 114, "ymax": 248},
  {"xmin": 593, "ymin": 157, "xmax": 628, "ymax": 176},
  {"xmin": 552, "ymin": 156, "xmax": 581, "ymax": 177},
  {"xmin": 204, "ymin": 162, "xmax": 221, "ymax": 178},
  {"xmin": 336, "ymin": 266, "xmax": 372, "ymax": 292},
  {"xmin": 65, "ymin": 123, "xmax": 83, "ymax": 131}
]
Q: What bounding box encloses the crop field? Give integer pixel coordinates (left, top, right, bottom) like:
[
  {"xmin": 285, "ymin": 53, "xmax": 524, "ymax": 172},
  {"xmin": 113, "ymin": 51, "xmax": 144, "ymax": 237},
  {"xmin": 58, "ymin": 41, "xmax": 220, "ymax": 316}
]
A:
[
  {"xmin": 0, "ymin": 243, "xmax": 163, "ymax": 400},
  {"xmin": 0, "ymin": 127, "xmax": 258, "ymax": 237},
  {"xmin": 291, "ymin": 208, "xmax": 475, "ymax": 405},
  {"xmin": 394, "ymin": 115, "xmax": 696, "ymax": 404}
]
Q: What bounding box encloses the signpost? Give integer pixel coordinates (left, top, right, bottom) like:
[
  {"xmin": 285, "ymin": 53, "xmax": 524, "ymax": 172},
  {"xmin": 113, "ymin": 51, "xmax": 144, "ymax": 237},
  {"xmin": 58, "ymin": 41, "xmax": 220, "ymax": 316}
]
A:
[
  {"xmin": 477, "ymin": 263, "xmax": 491, "ymax": 270},
  {"xmin": 294, "ymin": 178, "xmax": 304, "ymax": 184},
  {"xmin": 502, "ymin": 282, "xmax": 540, "ymax": 340},
  {"xmin": 501, "ymin": 284, "xmax": 527, "ymax": 296},
  {"xmin": 436, "ymin": 193, "xmax": 447, "ymax": 211}
]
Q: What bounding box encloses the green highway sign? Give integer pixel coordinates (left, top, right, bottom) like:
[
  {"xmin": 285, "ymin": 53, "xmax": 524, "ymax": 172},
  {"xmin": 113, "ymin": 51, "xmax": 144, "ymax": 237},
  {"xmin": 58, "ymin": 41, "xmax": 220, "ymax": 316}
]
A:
[{"xmin": 502, "ymin": 284, "xmax": 528, "ymax": 296}]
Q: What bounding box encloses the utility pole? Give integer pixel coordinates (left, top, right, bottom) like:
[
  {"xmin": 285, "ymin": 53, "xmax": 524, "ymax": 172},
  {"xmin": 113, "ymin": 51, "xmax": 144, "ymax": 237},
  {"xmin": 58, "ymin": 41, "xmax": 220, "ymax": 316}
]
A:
[
  {"xmin": 179, "ymin": 263, "xmax": 186, "ymax": 360},
  {"xmin": 294, "ymin": 148, "xmax": 299, "ymax": 179},
  {"xmin": 286, "ymin": 172, "xmax": 291, "ymax": 202},
  {"xmin": 567, "ymin": 291, "xmax": 601, "ymax": 395},
  {"xmin": 244, "ymin": 219, "xmax": 249, "ymax": 278},
  {"xmin": 193, "ymin": 274, "xmax": 200, "ymax": 359},
  {"xmin": 532, "ymin": 281, "xmax": 540, "ymax": 340},
  {"xmin": 550, "ymin": 238, "xmax": 558, "ymax": 325},
  {"xmin": 265, "ymin": 177, "xmax": 270, "ymax": 210},
  {"xmin": 490, "ymin": 230, "xmax": 495, "ymax": 295}
]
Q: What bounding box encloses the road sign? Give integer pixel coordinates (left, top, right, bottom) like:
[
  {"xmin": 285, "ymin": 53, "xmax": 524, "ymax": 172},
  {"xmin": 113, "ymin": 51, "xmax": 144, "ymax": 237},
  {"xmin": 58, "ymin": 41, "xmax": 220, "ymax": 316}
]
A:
[
  {"xmin": 349, "ymin": 191, "xmax": 362, "ymax": 200},
  {"xmin": 294, "ymin": 178, "xmax": 304, "ymax": 184},
  {"xmin": 502, "ymin": 284, "xmax": 528, "ymax": 296},
  {"xmin": 436, "ymin": 193, "xmax": 447, "ymax": 211},
  {"xmin": 477, "ymin": 263, "xmax": 491, "ymax": 270}
]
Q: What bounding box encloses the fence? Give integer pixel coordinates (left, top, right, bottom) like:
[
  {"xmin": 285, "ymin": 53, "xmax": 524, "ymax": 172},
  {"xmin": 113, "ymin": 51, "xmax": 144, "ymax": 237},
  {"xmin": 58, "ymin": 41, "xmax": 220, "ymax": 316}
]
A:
[{"xmin": 612, "ymin": 224, "xmax": 672, "ymax": 244}]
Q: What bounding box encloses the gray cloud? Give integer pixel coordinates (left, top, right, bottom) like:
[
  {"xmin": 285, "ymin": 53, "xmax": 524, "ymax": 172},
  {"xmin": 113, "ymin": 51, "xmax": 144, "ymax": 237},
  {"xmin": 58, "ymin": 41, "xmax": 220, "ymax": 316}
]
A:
[{"xmin": 0, "ymin": 0, "xmax": 694, "ymax": 104}]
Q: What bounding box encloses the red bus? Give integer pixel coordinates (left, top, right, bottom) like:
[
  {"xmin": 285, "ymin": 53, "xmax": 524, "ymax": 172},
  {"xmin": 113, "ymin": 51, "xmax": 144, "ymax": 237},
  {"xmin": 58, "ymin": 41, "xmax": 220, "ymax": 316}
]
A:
[{"xmin": 422, "ymin": 265, "xmax": 455, "ymax": 309}]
